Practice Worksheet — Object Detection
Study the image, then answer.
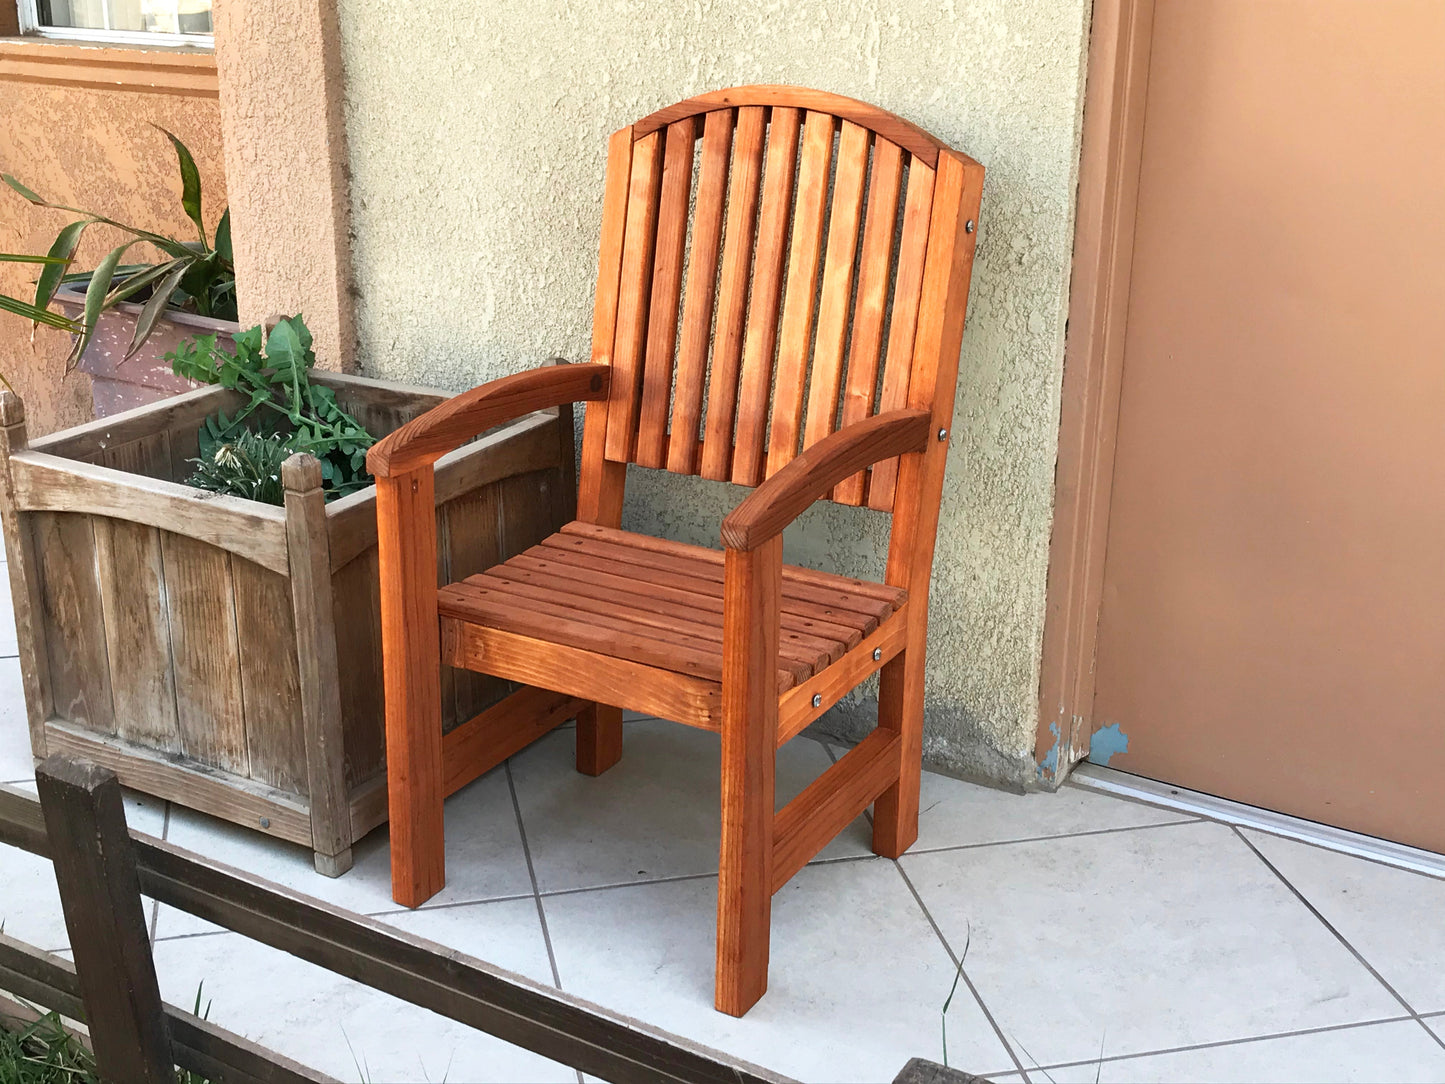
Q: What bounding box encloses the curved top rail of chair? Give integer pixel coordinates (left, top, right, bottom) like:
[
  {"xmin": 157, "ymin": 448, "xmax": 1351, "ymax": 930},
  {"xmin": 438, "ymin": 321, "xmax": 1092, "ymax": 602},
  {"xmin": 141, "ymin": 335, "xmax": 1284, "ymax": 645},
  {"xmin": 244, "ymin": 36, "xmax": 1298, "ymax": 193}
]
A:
[{"xmin": 631, "ymin": 85, "xmax": 958, "ymax": 170}]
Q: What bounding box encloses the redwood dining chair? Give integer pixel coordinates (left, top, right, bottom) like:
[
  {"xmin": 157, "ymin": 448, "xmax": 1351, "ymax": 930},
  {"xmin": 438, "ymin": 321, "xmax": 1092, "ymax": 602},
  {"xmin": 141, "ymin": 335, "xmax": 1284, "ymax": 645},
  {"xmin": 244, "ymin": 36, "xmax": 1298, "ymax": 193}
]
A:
[{"xmin": 366, "ymin": 85, "xmax": 984, "ymax": 1016}]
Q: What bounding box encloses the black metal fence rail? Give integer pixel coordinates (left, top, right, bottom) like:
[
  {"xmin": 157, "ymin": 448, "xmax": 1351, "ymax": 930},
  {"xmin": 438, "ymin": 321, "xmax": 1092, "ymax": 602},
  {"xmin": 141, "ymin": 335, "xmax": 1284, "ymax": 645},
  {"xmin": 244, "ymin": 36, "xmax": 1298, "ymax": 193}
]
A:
[{"xmin": 0, "ymin": 757, "xmax": 790, "ymax": 1084}]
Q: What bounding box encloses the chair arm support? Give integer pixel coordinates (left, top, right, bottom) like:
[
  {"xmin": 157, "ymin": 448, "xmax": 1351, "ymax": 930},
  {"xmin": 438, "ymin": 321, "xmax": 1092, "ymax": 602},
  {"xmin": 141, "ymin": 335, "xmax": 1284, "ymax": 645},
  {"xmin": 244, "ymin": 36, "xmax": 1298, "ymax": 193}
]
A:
[
  {"xmin": 365, "ymin": 363, "xmax": 610, "ymax": 478},
  {"xmin": 720, "ymin": 409, "xmax": 932, "ymax": 551}
]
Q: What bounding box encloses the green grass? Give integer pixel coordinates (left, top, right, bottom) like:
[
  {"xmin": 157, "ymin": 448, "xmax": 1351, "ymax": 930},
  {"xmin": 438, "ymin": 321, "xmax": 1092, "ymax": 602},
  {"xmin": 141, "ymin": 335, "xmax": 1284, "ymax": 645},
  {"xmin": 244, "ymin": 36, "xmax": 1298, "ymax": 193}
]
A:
[
  {"xmin": 0, "ymin": 985, "xmax": 212, "ymax": 1084},
  {"xmin": 0, "ymin": 1009, "xmax": 98, "ymax": 1084}
]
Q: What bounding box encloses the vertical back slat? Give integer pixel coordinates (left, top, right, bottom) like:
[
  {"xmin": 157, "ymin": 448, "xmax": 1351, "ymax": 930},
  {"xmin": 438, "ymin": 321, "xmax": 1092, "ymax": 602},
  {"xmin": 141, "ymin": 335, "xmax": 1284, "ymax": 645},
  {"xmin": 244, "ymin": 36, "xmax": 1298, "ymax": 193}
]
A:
[
  {"xmin": 698, "ymin": 106, "xmax": 767, "ymax": 481},
  {"xmin": 764, "ymin": 111, "xmax": 836, "ymax": 478},
  {"xmin": 578, "ymin": 125, "xmax": 636, "ymax": 525},
  {"xmin": 666, "ymin": 109, "xmax": 733, "ymax": 475},
  {"xmin": 866, "ymin": 160, "xmax": 937, "ymax": 510},
  {"xmin": 802, "ymin": 121, "xmax": 872, "ymax": 452},
  {"xmin": 603, "ymin": 129, "xmax": 664, "ymax": 464},
  {"xmin": 635, "ymin": 117, "xmax": 698, "ymax": 468},
  {"xmin": 833, "ymin": 139, "xmax": 905, "ymax": 504},
  {"xmin": 730, "ymin": 106, "xmax": 802, "ymax": 486}
]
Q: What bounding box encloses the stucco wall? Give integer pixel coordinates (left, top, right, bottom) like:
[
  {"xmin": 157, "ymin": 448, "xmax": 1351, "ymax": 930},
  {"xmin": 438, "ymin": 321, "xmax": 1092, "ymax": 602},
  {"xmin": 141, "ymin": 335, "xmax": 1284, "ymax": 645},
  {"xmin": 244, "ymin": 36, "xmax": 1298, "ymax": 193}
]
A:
[
  {"xmin": 0, "ymin": 78, "xmax": 226, "ymax": 436},
  {"xmin": 336, "ymin": 0, "xmax": 1091, "ymax": 788}
]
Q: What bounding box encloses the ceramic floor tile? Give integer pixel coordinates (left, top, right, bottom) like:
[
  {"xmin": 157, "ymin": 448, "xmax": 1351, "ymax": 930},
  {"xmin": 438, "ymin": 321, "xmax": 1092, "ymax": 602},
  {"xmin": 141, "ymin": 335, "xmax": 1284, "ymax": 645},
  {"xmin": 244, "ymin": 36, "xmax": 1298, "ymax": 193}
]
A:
[
  {"xmin": 902, "ymin": 820, "xmax": 1402, "ymax": 1067},
  {"xmin": 156, "ymin": 764, "xmax": 532, "ymax": 938},
  {"xmin": 1013, "ymin": 1019, "xmax": 1445, "ymax": 1083},
  {"xmin": 512, "ymin": 720, "xmax": 871, "ymax": 894},
  {"xmin": 544, "ymin": 858, "xmax": 1016, "ymax": 1082},
  {"xmin": 0, "ymin": 784, "xmax": 165, "ymax": 953},
  {"xmin": 0, "ymin": 567, "xmax": 17, "ymax": 658},
  {"xmin": 0, "ymin": 657, "xmax": 35, "ymax": 782},
  {"xmin": 894, "ymin": 762, "xmax": 1192, "ymax": 853},
  {"xmin": 151, "ymin": 898, "xmax": 575, "ymax": 1083},
  {"xmin": 1426, "ymin": 1015, "xmax": 1444, "ymax": 1043},
  {"xmin": 1240, "ymin": 828, "xmax": 1445, "ymax": 1014}
]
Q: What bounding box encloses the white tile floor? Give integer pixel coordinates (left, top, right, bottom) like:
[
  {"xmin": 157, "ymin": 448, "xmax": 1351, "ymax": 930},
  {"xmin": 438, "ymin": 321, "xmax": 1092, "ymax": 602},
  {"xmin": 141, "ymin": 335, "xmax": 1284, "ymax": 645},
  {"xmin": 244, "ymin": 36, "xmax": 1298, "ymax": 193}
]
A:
[{"xmin": 3, "ymin": 538, "xmax": 1445, "ymax": 1081}]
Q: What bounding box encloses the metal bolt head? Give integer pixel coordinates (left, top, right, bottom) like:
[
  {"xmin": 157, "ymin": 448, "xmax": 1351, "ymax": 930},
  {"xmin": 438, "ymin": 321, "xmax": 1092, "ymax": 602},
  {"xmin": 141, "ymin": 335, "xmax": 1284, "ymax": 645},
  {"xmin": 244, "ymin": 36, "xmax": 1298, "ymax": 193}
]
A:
[
  {"xmin": 872, "ymin": 647, "xmax": 883, "ymax": 662},
  {"xmin": 258, "ymin": 817, "xmax": 270, "ymax": 829},
  {"xmin": 811, "ymin": 693, "xmax": 823, "ymax": 709},
  {"xmin": 965, "ymin": 219, "xmax": 976, "ymax": 234},
  {"xmin": 937, "ymin": 428, "xmax": 948, "ymax": 442}
]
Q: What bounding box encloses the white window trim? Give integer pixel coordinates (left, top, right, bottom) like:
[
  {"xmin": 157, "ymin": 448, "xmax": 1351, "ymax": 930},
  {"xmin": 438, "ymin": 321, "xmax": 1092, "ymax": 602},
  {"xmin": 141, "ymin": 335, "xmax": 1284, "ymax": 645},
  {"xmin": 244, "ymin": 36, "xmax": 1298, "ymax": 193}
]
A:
[{"xmin": 16, "ymin": 0, "xmax": 214, "ymax": 47}]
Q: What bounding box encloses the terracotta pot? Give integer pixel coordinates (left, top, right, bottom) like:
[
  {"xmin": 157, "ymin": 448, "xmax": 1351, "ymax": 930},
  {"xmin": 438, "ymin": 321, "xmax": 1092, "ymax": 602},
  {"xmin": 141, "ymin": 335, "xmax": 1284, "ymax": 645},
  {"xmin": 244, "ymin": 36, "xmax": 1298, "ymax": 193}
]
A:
[{"xmin": 54, "ymin": 281, "xmax": 241, "ymax": 418}]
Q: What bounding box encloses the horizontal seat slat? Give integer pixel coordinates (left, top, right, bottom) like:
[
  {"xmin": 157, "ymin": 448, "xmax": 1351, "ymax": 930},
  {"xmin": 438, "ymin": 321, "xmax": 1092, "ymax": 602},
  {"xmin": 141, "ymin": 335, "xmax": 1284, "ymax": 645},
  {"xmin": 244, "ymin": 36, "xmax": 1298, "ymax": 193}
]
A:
[
  {"xmin": 503, "ymin": 551, "xmax": 865, "ymax": 648},
  {"xmin": 533, "ymin": 545, "xmax": 881, "ymax": 634},
  {"xmin": 553, "ymin": 523, "xmax": 905, "ymax": 612},
  {"xmin": 480, "ymin": 565, "xmax": 847, "ymax": 671},
  {"xmin": 439, "ymin": 581, "xmax": 805, "ymax": 690},
  {"xmin": 438, "ymin": 522, "xmax": 904, "ymax": 699}
]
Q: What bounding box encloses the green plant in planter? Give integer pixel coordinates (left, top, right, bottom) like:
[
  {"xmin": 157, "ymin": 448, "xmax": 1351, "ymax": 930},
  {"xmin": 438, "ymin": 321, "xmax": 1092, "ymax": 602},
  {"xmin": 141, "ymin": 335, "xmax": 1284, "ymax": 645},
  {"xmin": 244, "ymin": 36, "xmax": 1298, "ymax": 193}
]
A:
[
  {"xmin": 168, "ymin": 315, "xmax": 375, "ymax": 505},
  {"xmin": 0, "ymin": 127, "xmax": 235, "ymax": 367}
]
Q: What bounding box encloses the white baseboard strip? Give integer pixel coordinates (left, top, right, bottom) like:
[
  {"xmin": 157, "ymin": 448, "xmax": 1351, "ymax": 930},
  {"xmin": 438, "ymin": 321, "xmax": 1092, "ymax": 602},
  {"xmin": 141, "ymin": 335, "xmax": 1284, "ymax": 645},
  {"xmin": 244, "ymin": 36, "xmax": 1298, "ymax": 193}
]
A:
[{"xmin": 1069, "ymin": 762, "xmax": 1445, "ymax": 880}]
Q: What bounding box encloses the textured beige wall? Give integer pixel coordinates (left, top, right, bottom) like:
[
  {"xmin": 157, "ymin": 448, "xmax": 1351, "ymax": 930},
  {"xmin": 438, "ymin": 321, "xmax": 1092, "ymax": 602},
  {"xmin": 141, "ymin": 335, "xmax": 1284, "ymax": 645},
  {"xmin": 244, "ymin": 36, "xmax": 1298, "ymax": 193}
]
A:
[
  {"xmin": 0, "ymin": 77, "xmax": 226, "ymax": 436},
  {"xmin": 212, "ymin": 0, "xmax": 355, "ymax": 371},
  {"xmin": 337, "ymin": 0, "xmax": 1091, "ymax": 787}
]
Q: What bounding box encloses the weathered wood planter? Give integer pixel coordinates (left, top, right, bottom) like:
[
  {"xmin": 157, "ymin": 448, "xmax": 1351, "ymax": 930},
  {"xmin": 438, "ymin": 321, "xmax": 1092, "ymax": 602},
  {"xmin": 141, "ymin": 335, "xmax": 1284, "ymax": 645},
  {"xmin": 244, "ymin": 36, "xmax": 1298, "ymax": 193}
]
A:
[{"xmin": 0, "ymin": 372, "xmax": 573, "ymax": 873}]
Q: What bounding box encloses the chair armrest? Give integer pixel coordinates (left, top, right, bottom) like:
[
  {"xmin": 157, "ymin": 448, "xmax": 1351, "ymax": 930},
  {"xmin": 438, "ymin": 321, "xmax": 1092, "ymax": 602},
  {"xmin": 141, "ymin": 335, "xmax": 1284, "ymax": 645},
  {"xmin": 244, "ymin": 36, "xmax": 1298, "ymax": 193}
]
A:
[
  {"xmin": 720, "ymin": 409, "xmax": 932, "ymax": 550},
  {"xmin": 365, "ymin": 363, "xmax": 610, "ymax": 477}
]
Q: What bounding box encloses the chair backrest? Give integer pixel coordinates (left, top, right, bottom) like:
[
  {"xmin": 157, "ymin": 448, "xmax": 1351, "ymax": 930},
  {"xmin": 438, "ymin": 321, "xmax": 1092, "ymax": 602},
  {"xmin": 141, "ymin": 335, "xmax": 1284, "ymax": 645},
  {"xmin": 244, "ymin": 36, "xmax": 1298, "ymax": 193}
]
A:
[{"xmin": 579, "ymin": 86, "xmax": 983, "ymax": 531}]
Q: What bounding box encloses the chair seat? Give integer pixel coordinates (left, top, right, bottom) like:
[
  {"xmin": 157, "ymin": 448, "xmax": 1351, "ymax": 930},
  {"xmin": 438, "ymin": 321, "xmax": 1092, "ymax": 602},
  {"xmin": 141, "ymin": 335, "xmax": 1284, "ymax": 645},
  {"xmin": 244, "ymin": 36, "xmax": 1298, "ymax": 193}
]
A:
[{"xmin": 436, "ymin": 522, "xmax": 906, "ymax": 693}]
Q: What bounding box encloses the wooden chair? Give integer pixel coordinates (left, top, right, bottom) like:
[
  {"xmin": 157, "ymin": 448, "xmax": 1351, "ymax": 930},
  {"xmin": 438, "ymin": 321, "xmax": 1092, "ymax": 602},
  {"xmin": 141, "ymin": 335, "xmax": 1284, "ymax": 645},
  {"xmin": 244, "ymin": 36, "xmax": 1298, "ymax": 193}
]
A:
[{"xmin": 366, "ymin": 86, "xmax": 984, "ymax": 1016}]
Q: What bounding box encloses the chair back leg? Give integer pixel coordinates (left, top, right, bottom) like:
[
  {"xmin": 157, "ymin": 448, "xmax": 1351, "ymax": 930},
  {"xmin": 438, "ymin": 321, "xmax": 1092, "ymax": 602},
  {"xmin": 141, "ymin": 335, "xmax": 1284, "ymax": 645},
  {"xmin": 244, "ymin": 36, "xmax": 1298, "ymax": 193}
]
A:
[
  {"xmin": 576, "ymin": 702, "xmax": 624, "ymax": 775},
  {"xmin": 870, "ymin": 644, "xmax": 926, "ymax": 857}
]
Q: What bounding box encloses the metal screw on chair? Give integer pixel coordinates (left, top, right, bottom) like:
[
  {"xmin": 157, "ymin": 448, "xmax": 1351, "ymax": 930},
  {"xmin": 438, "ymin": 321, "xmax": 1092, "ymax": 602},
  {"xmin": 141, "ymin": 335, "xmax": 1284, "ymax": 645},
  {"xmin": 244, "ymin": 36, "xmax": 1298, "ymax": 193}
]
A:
[
  {"xmin": 873, "ymin": 647, "xmax": 882, "ymax": 661},
  {"xmin": 938, "ymin": 428, "xmax": 948, "ymax": 442},
  {"xmin": 811, "ymin": 693, "xmax": 823, "ymax": 708},
  {"xmin": 965, "ymin": 219, "xmax": 976, "ymax": 233}
]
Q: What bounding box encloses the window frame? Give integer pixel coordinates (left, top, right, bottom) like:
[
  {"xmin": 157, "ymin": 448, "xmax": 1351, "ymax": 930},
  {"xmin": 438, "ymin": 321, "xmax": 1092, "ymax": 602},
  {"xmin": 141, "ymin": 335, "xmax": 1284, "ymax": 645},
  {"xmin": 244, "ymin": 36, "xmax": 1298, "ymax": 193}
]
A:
[{"xmin": 15, "ymin": 0, "xmax": 214, "ymax": 47}]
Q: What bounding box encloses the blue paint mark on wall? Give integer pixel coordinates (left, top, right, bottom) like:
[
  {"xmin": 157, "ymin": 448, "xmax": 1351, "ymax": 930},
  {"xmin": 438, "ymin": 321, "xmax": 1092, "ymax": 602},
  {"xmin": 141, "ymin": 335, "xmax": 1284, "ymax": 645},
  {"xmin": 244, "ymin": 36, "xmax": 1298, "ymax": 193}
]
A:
[
  {"xmin": 1037, "ymin": 721, "xmax": 1061, "ymax": 779},
  {"xmin": 1089, "ymin": 723, "xmax": 1130, "ymax": 766}
]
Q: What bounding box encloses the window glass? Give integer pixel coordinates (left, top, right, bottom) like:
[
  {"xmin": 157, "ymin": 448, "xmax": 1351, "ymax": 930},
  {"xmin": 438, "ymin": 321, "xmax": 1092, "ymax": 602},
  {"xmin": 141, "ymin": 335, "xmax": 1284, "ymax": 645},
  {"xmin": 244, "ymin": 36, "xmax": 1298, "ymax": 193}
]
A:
[{"xmin": 34, "ymin": 0, "xmax": 212, "ymax": 35}]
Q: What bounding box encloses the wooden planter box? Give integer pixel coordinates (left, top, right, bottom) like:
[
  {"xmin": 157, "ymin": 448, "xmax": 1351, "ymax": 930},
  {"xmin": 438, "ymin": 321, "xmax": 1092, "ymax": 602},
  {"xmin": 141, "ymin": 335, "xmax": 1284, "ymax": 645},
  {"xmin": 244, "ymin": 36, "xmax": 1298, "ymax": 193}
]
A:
[{"xmin": 0, "ymin": 371, "xmax": 574, "ymax": 873}]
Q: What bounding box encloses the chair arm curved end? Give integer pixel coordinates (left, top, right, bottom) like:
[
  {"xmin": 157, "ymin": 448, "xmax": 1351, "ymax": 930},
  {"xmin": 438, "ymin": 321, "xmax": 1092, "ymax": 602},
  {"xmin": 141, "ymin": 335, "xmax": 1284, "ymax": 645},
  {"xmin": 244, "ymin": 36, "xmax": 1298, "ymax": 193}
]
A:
[
  {"xmin": 366, "ymin": 363, "xmax": 609, "ymax": 478},
  {"xmin": 720, "ymin": 409, "xmax": 932, "ymax": 551}
]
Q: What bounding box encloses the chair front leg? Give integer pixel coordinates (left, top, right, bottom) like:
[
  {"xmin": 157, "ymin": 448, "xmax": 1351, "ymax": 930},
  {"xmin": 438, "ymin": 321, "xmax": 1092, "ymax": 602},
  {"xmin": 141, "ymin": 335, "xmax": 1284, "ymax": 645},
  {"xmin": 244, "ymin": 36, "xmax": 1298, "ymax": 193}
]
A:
[
  {"xmin": 716, "ymin": 537, "xmax": 781, "ymax": 1017},
  {"xmin": 376, "ymin": 466, "xmax": 446, "ymax": 908}
]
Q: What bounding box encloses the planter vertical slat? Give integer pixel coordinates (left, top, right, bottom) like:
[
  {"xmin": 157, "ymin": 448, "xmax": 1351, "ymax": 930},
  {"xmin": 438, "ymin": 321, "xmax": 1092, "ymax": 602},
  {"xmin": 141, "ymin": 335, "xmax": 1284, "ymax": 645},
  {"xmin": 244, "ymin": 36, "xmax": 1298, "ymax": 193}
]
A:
[
  {"xmin": 440, "ymin": 485, "xmax": 507, "ymax": 724},
  {"xmin": 163, "ymin": 535, "xmax": 249, "ymax": 775},
  {"xmin": 34, "ymin": 512, "xmax": 114, "ymax": 733},
  {"xmin": 234, "ymin": 559, "xmax": 308, "ymax": 795},
  {"xmin": 92, "ymin": 517, "xmax": 179, "ymax": 751},
  {"xmin": 0, "ymin": 396, "xmax": 53, "ymax": 756},
  {"xmin": 0, "ymin": 375, "xmax": 574, "ymax": 871},
  {"xmin": 331, "ymin": 546, "xmax": 387, "ymax": 790}
]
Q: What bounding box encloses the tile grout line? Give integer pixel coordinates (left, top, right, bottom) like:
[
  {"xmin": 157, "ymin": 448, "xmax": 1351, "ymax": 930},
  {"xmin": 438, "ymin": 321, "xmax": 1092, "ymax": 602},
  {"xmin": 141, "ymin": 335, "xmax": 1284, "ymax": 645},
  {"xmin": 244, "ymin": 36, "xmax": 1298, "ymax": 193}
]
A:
[
  {"xmin": 504, "ymin": 759, "xmax": 585, "ymax": 1084},
  {"xmin": 1230, "ymin": 824, "xmax": 1445, "ymax": 1053},
  {"xmin": 504, "ymin": 760, "xmax": 564, "ymax": 988},
  {"xmin": 825, "ymin": 741, "xmax": 1030, "ymax": 1081},
  {"xmin": 893, "ymin": 855, "xmax": 1031, "ymax": 1082},
  {"xmin": 149, "ymin": 801, "xmax": 172, "ymax": 945},
  {"xmin": 1021, "ymin": 1011, "xmax": 1425, "ymax": 1075}
]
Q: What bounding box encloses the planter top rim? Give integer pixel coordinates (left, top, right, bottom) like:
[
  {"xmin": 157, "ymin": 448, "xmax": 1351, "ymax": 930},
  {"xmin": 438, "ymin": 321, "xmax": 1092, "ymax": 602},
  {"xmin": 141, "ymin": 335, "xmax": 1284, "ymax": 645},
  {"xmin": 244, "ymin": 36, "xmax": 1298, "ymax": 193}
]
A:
[{"xmin": 54, "ymin": 281, "xmax": 241, "ymax": 335}]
